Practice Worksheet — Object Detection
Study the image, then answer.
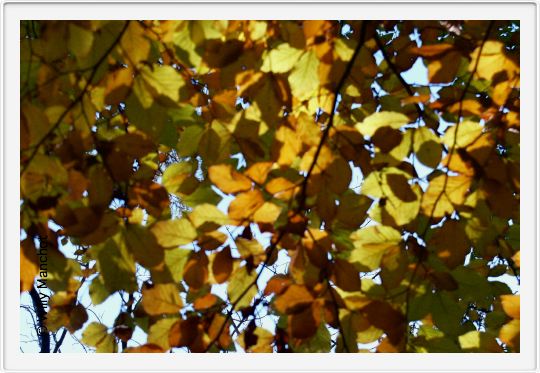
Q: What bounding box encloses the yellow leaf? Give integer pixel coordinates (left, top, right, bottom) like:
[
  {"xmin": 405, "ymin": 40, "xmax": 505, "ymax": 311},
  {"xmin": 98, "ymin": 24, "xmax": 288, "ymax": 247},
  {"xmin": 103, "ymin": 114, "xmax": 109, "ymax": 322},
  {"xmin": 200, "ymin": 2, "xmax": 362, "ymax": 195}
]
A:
[
  {"xmin": 141, "ymin": 283, "xmax": 183, "ymax": 315},
  {"xmin": 471, "ymin": 41, "xmax": 519, "ymax": 82},
  {"xmin": 349, "ymin": 225, "xmax": 402, "ymax": 271},
  {"xmin": 272, "ymin": 124, "xmax": 302, "ymax": 166},
  {"xmin": 227, "ymin": 265, "xmax": 258, "ymax": 310},
  {"xmin": 501, "ymin": 294, "xmax": 520, "ymax": 319},
  {"xmin": 288, "ymin": 50, "xmax": 320, "ymax": 101},
  {"xmin": 362, "ymin": 168, "xmax": 420, "ymax": 226},
  {"xmin": 208, "ymin": 164, "xmax": 252, "ymax": 194},
  {"xmin": 188, "ymin": 203, "xmax": 230, "ymax": 231},
  {"xmin": 81, "ymin": 322, "xmax": 117, "ymax": 352},
  {"xmin": 149, "ymin": 316, "xmax": 180, "ymax": 350},
  {"xmin": 134, "ymin": 65, "xmax": 185, "ymax": 108},
  {"xmin": 151, "ymin": 219, "xmax": 197, "ymax": 248},
  {"xmin": 355, "ymin": 111, "xmax": 409, "ymax": 138},
  {"xmin": 266, "ymin": 177, "xmax": 298, "ymax": 200},
  {"xmin": 228, "ymin": 190, "xmax": 265, "ymax": 224},
  {"xmin": 261, "ymin": 43, "xmax": 304, "ymax": 73},
  {"xmin": 244, "ymin": 162, "xmax": 274, "ymax": 185},
  {"xmin": 68, "ymin": 24, "xmax": 94, "ymax": 59},
  {"xmin": 499, "ymin": 319, "xmax": 520, "ymax": 351},
  {"xmin": 443, "ymin": 121, "xmax": 483, "ymax": 149},
  {"xmin": 421, "ymin": 174, "xmax": 471, "ymax": 218},
  {"xmin": 253, "ymin": 202, "xmax": 282, "ymax": 231}
]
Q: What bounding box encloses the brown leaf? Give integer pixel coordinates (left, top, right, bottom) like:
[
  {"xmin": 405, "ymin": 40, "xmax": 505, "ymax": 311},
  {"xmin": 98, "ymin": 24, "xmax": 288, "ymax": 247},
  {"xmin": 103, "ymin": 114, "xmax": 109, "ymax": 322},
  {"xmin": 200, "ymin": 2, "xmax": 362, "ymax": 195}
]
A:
[
  {"xmin": 183, "ymin": 252, "xmax": 209, "ymax": 290},
  {"xmin": 288, "ymin": 304, "xmax": 320, "ymax": 339},
  {"xmin": 332, "ymin": 258, "xmax": 361, "ymax": 292},
  {"xmin": 228, "ymin": 190, "xmax": 265, "ymax": 223},
  {"xmin": 274, "ymin": 284, "xmax": 314, "ymax": 314},
  {"xmin": 168, "ymin": 316, "xmax": 199, "ymax": 348},
  {"xmin": 212, "ymin": 246, "xmax": 233, "ymax": 284},
  {"xmin": 124, "ymin": 344, "xmax": 165, "ymax": 353},
  {"xmin": 264, "ymin": 274, "xmax": 292, "ymax": 296}
]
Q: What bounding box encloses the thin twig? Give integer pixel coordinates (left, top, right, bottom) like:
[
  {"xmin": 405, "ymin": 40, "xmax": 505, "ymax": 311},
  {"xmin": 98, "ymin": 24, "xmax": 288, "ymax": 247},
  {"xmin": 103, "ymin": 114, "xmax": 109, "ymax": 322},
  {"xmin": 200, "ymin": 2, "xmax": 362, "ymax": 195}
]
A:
[
  {"xmin": 297, "ymin": 20, "xmax": 370, "ymax": 212},
  {"xmin": 374, "ymin": 30, "xmax": 424, "ymax": 121},
  {"xmin": 21, "ymin": 20, "xmax": 130, "ymax": 176}
]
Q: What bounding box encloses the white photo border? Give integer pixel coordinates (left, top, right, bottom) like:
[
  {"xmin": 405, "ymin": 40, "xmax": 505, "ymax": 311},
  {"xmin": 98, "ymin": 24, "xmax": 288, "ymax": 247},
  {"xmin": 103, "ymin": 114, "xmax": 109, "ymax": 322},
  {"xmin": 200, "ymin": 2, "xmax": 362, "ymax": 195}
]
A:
[{"xmin": 2, "ymin": 1, "xmax": 537, "ymax": 371}]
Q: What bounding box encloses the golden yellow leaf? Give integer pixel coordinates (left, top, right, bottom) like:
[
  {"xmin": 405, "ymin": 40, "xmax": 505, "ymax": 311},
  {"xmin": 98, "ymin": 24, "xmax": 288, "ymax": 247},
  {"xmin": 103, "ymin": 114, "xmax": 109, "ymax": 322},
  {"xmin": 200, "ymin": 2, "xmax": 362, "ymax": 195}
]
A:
[
  {"xmin": 208, "ymin": 164, "xmax": 252, "ymax": 194},
  {"xmin": 274, "ymin": 284, "xmax": 314, "ymax": 314},
  {"xmin": 471, "ymin": 41, "xmax": 519, "ymax": 82},
  {"xmin": 501, "ymin": 294, "xmax": 520, "ymax": 319},
  {"xmin": 244, "ymin": 162, "xmax": 274, "ymax": 185},
  {"xmin": 266, "ymin": 177, "xmax": 298, "ymax": 200},
  {"xmin": 499, "ymin": 319, "xmax": 520, "ymax": 351},
  {"xmin": 421, "ymin": 174, "xmax": 471, "ymax": 218},
  {"xmin": 228, "ymin": 190, "xmax": 265, "ymax": 223},
  {"xmin": 141, "ymin": 283, "xmax": 183, "ymax": 315}
]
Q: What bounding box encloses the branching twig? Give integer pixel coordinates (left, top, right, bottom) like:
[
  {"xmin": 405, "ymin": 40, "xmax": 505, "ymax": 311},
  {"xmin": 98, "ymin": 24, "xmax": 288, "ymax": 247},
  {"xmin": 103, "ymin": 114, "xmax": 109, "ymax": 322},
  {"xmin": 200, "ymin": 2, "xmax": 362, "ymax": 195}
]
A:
[
  {"xmin": 21, "ymin": 20, "xmax": 130, "ymax": 176},
  {"xmin": 297, "ymin": 20, "xmax": 370, "ymax": 212},
  {"xmin": 374, "ymin": 30, "xmax": 424, "ymax": 121}
]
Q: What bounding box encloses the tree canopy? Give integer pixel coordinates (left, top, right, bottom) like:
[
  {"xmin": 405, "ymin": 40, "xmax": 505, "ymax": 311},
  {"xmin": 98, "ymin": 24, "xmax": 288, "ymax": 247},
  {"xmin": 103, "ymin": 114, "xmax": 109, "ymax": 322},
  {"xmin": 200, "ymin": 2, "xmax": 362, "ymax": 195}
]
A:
[{"xmin": 20, "ymin": 20, "xmax": 520, "ymax": 353}]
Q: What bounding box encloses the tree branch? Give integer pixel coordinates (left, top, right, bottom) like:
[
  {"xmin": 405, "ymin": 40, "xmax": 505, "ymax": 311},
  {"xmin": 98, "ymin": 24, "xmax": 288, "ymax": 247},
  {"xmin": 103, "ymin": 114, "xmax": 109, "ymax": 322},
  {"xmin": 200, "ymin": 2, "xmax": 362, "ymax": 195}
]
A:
[
  {"xmin": 21, "ymin": 20, "xmax": 131, "ymax": 176},
  {"xmin": 297, "ymin": 20, "xmax": 370, "ymax": 212},
  {"xmin": 374, "ymin": 30, "xmax": 424, "ymax": 121},
  {"xmin": 29, "ymin": 286, "xmax": 50, "ymax": 353}
]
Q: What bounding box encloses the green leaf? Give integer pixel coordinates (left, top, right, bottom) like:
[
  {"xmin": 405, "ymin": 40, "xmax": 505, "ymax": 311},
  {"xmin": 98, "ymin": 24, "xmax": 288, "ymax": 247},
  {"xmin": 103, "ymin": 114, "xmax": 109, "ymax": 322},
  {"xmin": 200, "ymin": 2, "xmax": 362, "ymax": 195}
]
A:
[
  {"xmin": 227, "ymin": 265, "xmax": 258, "ymax": 310},
  {"xmin": 288, "ymin": 50, "xmax": 319, "ymax": 101},
  {"xmin": 88, "ymin": 276, "xmax": 111, "ymax": 305},
  {"xmin": 151, "ymin": 219, "xmax": 197, "ymax": 248},
  {"xmin": 355, "ymin": 111, "xmax": 409, "ymax": 138},
  {"xmin": 147, "ymin": 316, "xmax": 180, "ymax": 351},
  {"xmin": 90, "ymin": 237, "xmax": 137, "ymax": 293},
  {"xmin": 81, "ymin": 322, "xmax": 117, "ymax": 352},
  {"xmin": 177, "ymin": 125, "xmax": 205, "ymax": 157},
  {"xmin": 124, "ymin": 225, "xmax": 165, "ymax": 268},
  {"xmin": 414, "ymin": 126, "xmax": 442, "ymax": 168},
  {"xmin": 161, "ymin": 161, "xmax": 195, "ymax": 194},
  {"xmin": 134, "ymin": 65, "xmax": 185, "ymax": 108},
  {"xmin": 431, "ymin": 292, "xmax": 466, "ymax": 336},
  {"xmin": 292, "ymin": 322, "xmax": 331, "ymax": 353},
  {"xmin": 68, "ymin": 24, "xmax": 94, "ymax": 60},
  {"xmin": 164, "ymin": 248, "xmax": 191, "ymax": 283},
  {"xmin": 409, "ymin": 292, "xmax": 435, "ymax": 321},
  {"xmin": 261, "ymin": 43, "xmax": 304, "ymax": 73},
  {"xmin": 181, "ymin": 183, "xmax": 221, "ymax": 208}
]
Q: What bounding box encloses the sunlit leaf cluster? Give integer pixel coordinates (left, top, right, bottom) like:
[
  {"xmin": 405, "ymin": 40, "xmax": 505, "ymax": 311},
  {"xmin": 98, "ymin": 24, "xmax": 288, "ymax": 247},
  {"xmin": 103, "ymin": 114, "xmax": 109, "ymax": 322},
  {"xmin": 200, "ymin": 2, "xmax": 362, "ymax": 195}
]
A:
[{"xmin": 20, "ymin": 20, "xmax": 520, "ymax": 353}]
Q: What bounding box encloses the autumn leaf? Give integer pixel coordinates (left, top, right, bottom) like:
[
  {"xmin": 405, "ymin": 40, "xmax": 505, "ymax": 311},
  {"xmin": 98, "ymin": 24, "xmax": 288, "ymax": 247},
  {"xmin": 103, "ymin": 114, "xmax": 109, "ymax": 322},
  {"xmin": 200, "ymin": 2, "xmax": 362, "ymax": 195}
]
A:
[
  {"xmin": 20, "ymin": 19, "xmax": 520, "ymax": 354},
  {"xmin": 141, "ymin": 283, "xmax": 183, "ymax": 315}
]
